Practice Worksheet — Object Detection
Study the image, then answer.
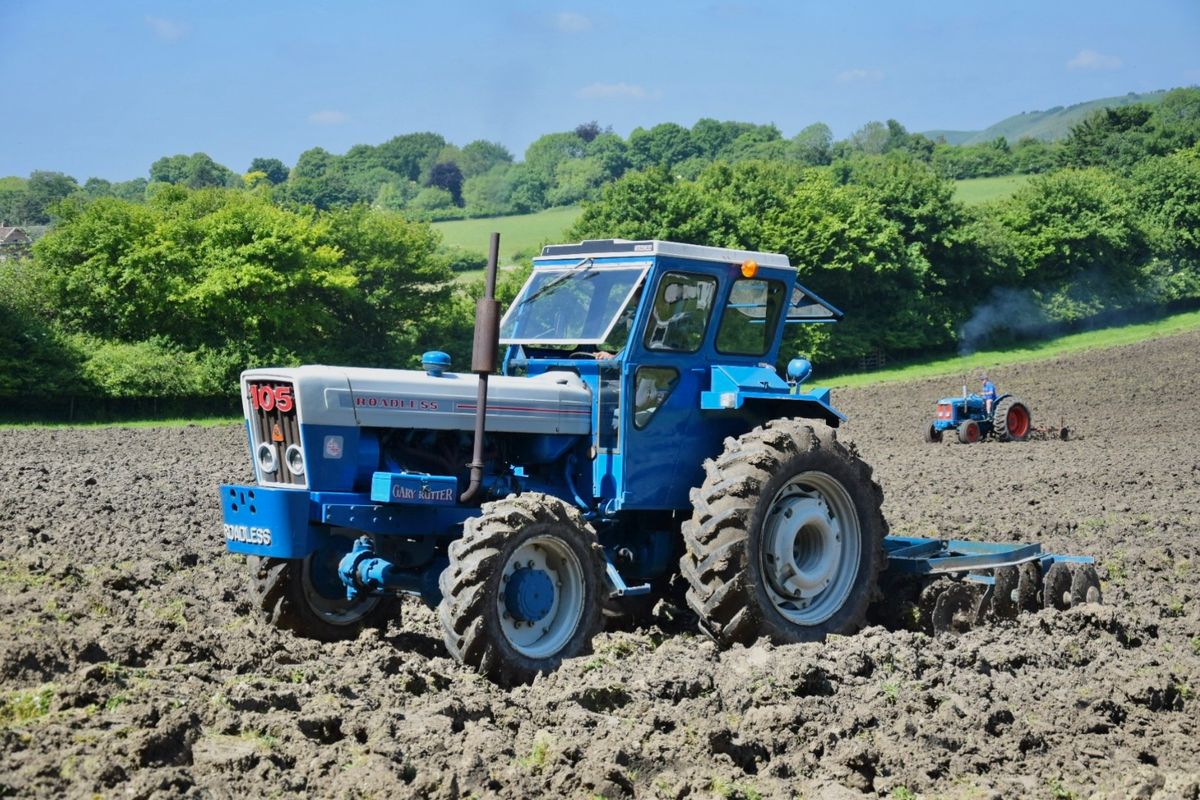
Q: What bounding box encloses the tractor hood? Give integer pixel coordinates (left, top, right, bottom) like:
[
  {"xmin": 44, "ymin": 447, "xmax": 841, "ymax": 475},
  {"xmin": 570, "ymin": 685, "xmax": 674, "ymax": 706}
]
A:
[{"xmin": 240, "ymin": 365, "xmax": 592, "ymax": 436}]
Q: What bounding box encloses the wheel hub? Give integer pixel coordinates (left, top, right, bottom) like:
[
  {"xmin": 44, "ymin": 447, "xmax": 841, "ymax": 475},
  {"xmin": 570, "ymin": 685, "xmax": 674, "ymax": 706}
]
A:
[
  {"xmin": 766, "ymin": 496, "xmax": 841, "ymax": 598},
  {"xmin": 758, "ymin": 471, "xmax": 863, "ymax": 627},
  {"xmin": 497, "ymin": 535, "xmax": 585, "ymax": 658},
  {"xmin": 504, "ymin": 567, "xmax": 555, "ymax": 623}
]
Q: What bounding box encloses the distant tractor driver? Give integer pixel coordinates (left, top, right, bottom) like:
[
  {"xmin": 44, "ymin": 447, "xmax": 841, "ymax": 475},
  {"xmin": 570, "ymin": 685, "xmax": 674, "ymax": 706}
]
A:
[{"xmin": 981, "ymin": 373, "xmax": 997, "ymax": 415}]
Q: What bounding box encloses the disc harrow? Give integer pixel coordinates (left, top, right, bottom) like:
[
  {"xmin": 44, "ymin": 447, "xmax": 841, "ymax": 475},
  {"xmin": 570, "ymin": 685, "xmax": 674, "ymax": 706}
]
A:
[{"xmin": 883, "ymin": 536, "xmax": 1102, "ymax": 635}]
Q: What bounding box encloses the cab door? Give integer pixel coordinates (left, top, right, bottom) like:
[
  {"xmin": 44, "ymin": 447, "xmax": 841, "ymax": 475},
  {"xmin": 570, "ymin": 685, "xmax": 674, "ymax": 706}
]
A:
[{"xmin": 620, "ymin": 268, "xmax": 722, "ymax": 509}]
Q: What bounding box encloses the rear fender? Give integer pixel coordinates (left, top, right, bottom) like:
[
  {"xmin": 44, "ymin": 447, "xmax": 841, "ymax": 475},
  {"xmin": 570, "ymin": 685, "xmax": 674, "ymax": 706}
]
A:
[{"xmin": 731, "ymin": 396, "xmax": 843, "ymax": 428}]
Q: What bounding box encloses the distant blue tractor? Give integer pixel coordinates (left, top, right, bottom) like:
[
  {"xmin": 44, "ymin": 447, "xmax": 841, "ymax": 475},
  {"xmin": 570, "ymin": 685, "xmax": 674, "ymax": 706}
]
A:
[
  {"xmin": 218, "ymin": 237, "xmax": 1099, "ymax": 684},
  {"xmin": 926, "ymin": 389, "xmax": 1032, "ymax": 444}
]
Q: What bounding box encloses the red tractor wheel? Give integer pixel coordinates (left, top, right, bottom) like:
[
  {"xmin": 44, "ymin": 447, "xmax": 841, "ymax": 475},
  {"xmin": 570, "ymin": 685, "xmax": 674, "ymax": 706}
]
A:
[
  {"xmin": 993, "ymin": 396, "xmax": 1032, "ymax": 442},
  {"xmin": 956, "ymin": 419, "xmax": 981, "ymax": 444}
]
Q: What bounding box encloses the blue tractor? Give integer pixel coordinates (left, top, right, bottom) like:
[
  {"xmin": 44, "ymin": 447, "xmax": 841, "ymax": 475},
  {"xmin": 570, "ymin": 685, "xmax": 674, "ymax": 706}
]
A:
[
  {"xmin": 219, "ymin": 237, "xmax": 1099, "ymax": 684},
  {"xmin": 926, "ymin": 389, "xmax": 1032, "ymax": 444}
]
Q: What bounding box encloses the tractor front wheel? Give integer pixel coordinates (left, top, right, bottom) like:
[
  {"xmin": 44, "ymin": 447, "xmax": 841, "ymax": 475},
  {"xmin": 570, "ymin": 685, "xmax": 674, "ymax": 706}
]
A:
[
  {"xmin": 437, "ymin": 493, "xmax": 605, "ymax": 685},
  {"xmin": 993, "ymin": 396, "xmax": 1032, "ymax": 442},
  {"xmin": 956, "ymin": 420, "xmax": 981, "ymax": 444},
  {"xmin": 679, "ymin": 419, "xmax": 886, "ymax": 647},
  {"xmin": 248, "ymin": 533, "xmax": 396, "ymax": 642},
  {"xmin": 925, "ymin": 423, "xmax": 943, "ymax": 443}
]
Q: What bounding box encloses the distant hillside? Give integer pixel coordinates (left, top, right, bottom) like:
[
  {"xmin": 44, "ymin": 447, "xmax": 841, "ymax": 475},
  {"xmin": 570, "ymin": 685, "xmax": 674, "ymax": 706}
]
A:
[{"xmin": 924, "ymin": 90, "xmax": 1170, "ymax": 145}]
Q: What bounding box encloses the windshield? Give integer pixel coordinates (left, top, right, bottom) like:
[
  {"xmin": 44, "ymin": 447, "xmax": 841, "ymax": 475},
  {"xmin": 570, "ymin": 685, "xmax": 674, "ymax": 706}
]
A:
[{"xmin": 499, "ymin": 262, "xmax": 648, "ymax": 345}]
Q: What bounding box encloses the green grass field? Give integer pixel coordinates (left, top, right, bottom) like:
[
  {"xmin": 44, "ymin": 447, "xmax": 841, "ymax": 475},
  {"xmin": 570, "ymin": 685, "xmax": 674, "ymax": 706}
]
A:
[
  {"xmin": 432, "ymin": 206, "xmax": 583, "ymax": 262},
  {"xmin": 953, "ymin": 174, "xmax": 1031, "ymax": 205},
  {"xmin": 824, "ymin": 308, "xmax": 1200, "ymax": 389}
]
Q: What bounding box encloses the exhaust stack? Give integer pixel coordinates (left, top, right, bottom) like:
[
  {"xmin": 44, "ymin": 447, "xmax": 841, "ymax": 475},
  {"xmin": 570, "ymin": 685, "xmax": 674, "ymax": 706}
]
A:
[{"xmin": 460, "ymin": 232, "xmax": 501, "ymax": 503}]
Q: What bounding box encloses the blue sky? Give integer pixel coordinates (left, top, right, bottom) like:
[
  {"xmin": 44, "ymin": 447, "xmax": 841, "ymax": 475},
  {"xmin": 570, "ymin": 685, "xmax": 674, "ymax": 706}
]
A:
[{"xmin": 1, "ymin": 0, "xmax": 1197, "ymax": 181}]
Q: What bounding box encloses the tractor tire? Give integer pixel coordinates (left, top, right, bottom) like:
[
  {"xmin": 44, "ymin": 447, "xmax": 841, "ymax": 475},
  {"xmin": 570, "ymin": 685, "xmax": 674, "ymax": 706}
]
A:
[
  {"xmin": 679, "ymin": 419, "xmax": 887, "ymax": 647},
  {"xmin": 956, "ymin": 420, "xmax": 981, "ymax": 444},
  {"xmin": 993, "ymin": 396, "xmax": 1032, "ymax": 442},
  {"xmin": 437, "ymin": 493, "xmax": 605, "ymax": 685},
  {"xmin": 248, "ymin": 540, "xmax": 396, "ymax": 643},
  {"xmin": 924, "ymin": 423, "xmax": 943, "ymax": 444}
]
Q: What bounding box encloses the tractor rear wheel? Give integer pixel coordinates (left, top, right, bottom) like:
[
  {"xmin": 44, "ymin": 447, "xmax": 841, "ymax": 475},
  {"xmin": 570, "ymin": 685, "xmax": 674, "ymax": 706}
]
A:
[
  {"xmin": 956, "ymin": 420, "xmax": 981, "ymax": 444},
  {"xmin": 437, "ymin": 493, "xmax": 604, "ymax": 685},
  {"xmin": 924, "ymin": 423, "xmax": 943, "ymax": 444},
  {"xmin": 679, "ymin": 419, "xmax": 886, "ymax": 647},
  {"xmin": 993, "ymin": 396, "xmax": 1032, "ymax": 442},
  {"xmin": 248, "ymin": 533, "xmax": 396, "ymax": 642}
]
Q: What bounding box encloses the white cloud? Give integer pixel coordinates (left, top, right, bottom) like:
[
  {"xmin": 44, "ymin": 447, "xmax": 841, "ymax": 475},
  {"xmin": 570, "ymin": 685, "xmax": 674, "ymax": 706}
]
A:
[
  {"xmin": 1068, "ymin": 49, "xmax": 1122, "ymax": 71},
  {"xmin": 144, "ymin": 15, "xmax": 186, "ymax": 41},
  {"xmin": 836, "ymin": 68, "xmax": 884, "ymax": 84},
  {"xmin": 553, "ymin": 12, "xmax": 592, "ymax": 33},
  {"xmin": 308, "ymin": 110, "xmax": 348, "ymax": 125},
  {"xmin": 576, "ymin": 82, "xmax": 653, "ymax": 100}
]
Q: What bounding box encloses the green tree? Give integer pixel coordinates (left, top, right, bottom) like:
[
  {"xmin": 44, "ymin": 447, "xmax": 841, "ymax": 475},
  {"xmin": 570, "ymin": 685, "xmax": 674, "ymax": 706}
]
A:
[
  {"xmin": 0, "ymin": 257, "xmax": 85, "ymax": 397},
  {"xmin": 373, "ymin": 133, "xmax": 446, "ymax": 181},
  {"xmin": 1130, "ymin": 147, "xmax": 1200, "ymax": 300},
  {"xmin": 524, "ymin": 132, "xmax": 587, "ymax": 183},
  {"xmin": 428, "ymin": 162, "xmax": 465, "ymax": 206},
  {"xmin": 627, "ymin": 123, "xmax": 699, "ymax": 170},
  {"xmin": 285, "ymin": 147, "xmax": 356, "ymax": 209},
  {"xmin": 373, "ymin": 179, "xmax": 421, "ymax": 212},
  {"xmin": 13, "ymin": 171, "xmax": 80, "ymax": 224},
  {"xmin": 548, "ymin": 157, "xmax": 606, "ymax": 206},
  {"xmin": 462, "ymin": 164, "xmax": 516, "ymax": 217},
  {"xmin": 567, "ymin": 167, "xmax": 739, "ymax": 246},
  {"xmin": 149, "ymin": 153, "xmax": 237, "ymax": 189},
  {"xmin": 409, "ymin": 186, "xmax": 456, "ymax": 214},
  {"xmin": 585, "ymin": 133, "xmax": 630, "ymax": 182},
  {"xmin": 459, "ymin": 140, "xmax": 513, "ymax": 178},
  {"xmin": 690, "ymin": 119, "xmax": 759, "ymax": 159},
  {"xmin": 763, "ymin": 171, "xmax": 930, "ymax": 361},
  {"xmin": 34, "ymin": 189, "xmax": 453, "ymax": 382},
  {"xmin": 249, "ymin": 157, "xmax": 290, "ymax": 184},
  {"xmin": 790, "ymin": 123, "xmax": 833, "ymax": 165},
  {"xmin": 996, "ymin": 168, "xmax": 1147, "ymax": 319}
]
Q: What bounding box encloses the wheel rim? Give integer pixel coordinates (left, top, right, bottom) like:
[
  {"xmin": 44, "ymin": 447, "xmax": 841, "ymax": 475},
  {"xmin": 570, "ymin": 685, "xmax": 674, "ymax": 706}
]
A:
[
  {"xmin": 760, "ymin": 471, "xmax": 862, "ymax": 626},
  {"xmin": 1006, "ymin": 405, "xmax": 1030, "ymax": 438},
  {"xmin": 300, "ymin": 539, "xmax": 383, "ymax": 626},
  {"xmin": 497, "ymin": 534, "xmax": 585, "ymax": 659}
]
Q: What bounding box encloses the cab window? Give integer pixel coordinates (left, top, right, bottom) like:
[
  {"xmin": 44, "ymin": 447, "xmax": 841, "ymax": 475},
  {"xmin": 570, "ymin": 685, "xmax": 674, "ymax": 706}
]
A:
[
  {"xmin": 633, "ymin": 367, "xmax": 679, "ymax": 429},
  {"xmin": 716, "ymin": 279, "xmax": 785, "ymax": 356},
  {"xmin": 643, "ymin": 272, "xmax": 718, "ymax": 353}
]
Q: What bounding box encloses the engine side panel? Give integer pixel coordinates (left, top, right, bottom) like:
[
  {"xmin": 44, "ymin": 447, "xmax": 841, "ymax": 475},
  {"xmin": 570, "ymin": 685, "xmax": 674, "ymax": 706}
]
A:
[{"xmin": 242, "ymin": 365, "xmax": 592, "ymax": 436}]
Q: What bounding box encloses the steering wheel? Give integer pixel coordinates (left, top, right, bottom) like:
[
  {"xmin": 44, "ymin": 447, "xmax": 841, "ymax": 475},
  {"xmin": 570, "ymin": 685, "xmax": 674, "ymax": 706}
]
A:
[{"xmin": 568, "ymin": 350, "xmax": 601, "ymax": 359}]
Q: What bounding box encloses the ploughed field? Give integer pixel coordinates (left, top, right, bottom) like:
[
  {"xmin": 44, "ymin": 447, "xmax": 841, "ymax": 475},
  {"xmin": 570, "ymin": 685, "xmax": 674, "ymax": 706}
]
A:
[{"xmin": 1, "ymin": 330, "xmax": 1198, "ymax": 799}]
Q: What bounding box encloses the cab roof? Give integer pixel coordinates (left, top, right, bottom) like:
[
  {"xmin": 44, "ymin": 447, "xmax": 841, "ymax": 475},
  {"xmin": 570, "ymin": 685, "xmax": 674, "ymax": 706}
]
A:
[{"xmin": 537, "ymin": 239, "xmax": 792, "ymax": 270}]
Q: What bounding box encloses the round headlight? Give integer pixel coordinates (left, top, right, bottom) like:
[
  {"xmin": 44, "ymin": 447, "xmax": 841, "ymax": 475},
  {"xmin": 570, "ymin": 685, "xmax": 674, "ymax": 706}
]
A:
[
  {"xmin": 284, "ymin": 444, "xmax": 305, "ymax": 476},
  {"xmin": 256, "ymin": 443, "xmax": 279, "ymax": 474}
]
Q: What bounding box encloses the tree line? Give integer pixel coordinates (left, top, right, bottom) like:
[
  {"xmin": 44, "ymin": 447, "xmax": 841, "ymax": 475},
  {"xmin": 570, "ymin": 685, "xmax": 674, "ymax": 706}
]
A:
[
  {"xmin": 1, "ymin": 89, "xmax": 1198, "ymax": 412},
  {"xmin": 3, "ymin": 88, "xmax": 1190, "ymax": 229}
]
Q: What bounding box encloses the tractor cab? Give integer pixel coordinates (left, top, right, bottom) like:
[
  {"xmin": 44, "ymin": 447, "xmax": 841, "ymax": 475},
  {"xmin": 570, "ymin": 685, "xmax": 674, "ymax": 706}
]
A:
[{"xmin": 499, "ymin": 239, "xmax": 844, "ymax": 512}]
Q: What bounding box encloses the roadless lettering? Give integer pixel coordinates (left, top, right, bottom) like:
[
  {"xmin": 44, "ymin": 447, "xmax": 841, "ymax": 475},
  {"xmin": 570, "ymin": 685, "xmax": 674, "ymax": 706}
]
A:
[
  {"xmin": 355, "ymin": 395, "xmax": 440, "ymax": 410},
  {"xmin": 224, "ymin": 524, "xmax": 272, "ymax": 546}
]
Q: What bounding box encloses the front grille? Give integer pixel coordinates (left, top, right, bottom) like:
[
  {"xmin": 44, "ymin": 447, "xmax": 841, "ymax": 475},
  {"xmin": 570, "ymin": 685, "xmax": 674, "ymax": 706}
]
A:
[{"xmin": 246, "ymin": 380, "xmax": 305, "ymax": 486}]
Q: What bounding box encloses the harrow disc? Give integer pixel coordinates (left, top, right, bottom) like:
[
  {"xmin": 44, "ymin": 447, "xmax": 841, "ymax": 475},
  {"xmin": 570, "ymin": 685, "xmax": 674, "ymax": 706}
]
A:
[
  {"xmin": 1042, "ymin": 562, "xmax": 1073, "ymax": 611},
  {"xmin": 917, "ymin": 579, "xmax": 951, "ymax": 632},
  {"xmin": 932, "ymin": 583, "xmax": 979, "ymax": 635},
  {"xmin": 990, "ymin": 566, "xmax": 1020, "ymax": 619},
  {"xmin": 1016, "ymin": 561, "xmax": 1042, "ymax": 612},
  {"xmin": 1070, "ymin": 564, "xmax": 1103, "ymax": 606}
]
